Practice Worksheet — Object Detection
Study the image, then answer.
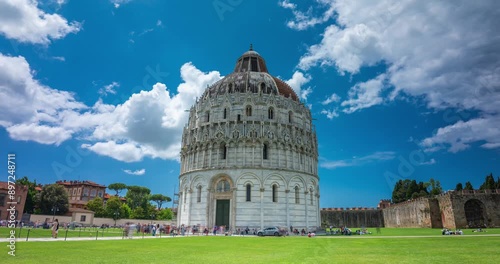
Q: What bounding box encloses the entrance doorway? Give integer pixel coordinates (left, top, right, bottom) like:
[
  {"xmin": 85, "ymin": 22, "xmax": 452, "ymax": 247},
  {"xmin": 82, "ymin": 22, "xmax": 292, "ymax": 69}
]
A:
[
  {"xmin": 464, "ymin": 199, "xmax": 486, "ymax": 227},
  {"xmin": 216, "ymin": 200, "xmax": 230, "ymax": 227}
]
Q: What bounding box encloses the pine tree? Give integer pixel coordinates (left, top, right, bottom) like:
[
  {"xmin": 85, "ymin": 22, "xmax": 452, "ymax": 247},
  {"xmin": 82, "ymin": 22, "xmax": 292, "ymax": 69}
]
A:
[
  {"xmin": 464, "ymin": 181, "xmax": 474, "ymax": 190},
  {"xmin": 455, "ymin": 183, "xmax": 463, "ymax": 191}
]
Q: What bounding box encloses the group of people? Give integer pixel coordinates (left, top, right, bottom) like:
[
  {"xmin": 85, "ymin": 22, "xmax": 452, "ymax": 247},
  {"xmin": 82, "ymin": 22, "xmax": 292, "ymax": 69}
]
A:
[{"xmin": 442, "ymin": 228, "xmax": 463, "ymax": 235}]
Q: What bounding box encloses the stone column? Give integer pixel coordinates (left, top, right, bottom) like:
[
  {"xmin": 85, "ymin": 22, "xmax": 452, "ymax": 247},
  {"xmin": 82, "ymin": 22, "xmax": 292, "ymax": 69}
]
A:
[
  {"xmin": 304, "ymin": 190, "xmax": 309, "ymax": 231},
  {"xmin": 260, "ymin": 187, "xmax": 265, "ymax": 229},
  {"xmin": 187, "ymin": 188, "xmax": 193, "ymax": 225},
  {"xmin": 285, "ymin": 189, "xmax": 290, "ymax": 229}
]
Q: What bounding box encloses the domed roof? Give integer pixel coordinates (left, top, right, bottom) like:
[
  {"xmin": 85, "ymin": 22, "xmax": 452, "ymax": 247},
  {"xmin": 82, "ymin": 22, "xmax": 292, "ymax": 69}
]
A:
[{"xmin": 202, "ymin": 46, "xmax": 299, "ymax": 102}]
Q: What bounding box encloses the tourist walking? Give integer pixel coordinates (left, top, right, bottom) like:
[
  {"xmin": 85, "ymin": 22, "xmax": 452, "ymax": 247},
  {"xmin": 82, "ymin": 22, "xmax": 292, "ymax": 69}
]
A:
[{"xmin": 52, "ymin": 219, "xmax": 59, "ymax": 238}]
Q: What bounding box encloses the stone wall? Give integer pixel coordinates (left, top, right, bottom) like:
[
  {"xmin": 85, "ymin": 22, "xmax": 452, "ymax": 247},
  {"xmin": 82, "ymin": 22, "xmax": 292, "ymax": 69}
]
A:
[
  {"xmin": 379, "ymin": 190, "xmax": 500, "ymax": 229},
  {"xmin": 321, "ymin": 208, "xmax": 384, "ymax": 228},
  {"xmin": 441, "ymin": 190, "xmax": 500, "ymax": 228},
  {"xmin": 382, "ymin": 197, "xmax": 439, "ymax": 228}
]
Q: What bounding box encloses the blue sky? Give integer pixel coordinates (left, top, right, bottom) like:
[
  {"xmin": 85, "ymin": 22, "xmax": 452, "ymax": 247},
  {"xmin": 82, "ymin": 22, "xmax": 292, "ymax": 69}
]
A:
[{"xmin": 1, "ymin": 0, "xmax": 499, "ymax": 208}]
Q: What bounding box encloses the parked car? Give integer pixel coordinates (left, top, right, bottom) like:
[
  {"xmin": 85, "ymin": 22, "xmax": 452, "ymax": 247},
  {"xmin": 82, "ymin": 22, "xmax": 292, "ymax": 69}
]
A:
[{"xmin": 257, "ymin": 227, "xmax": 282, "ymax": 236}]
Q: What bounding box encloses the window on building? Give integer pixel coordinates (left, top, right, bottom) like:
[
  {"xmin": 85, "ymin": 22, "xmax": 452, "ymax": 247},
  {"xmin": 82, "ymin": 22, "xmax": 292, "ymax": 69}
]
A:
[
  {"xmin": 268, "ymin": 107, "xmax": 274, "ymax": 119},
  {"xmin": 197, "ymin": 186, "xmax": 202, "ymax": 203},
  {"xmin": 272, "ymin": 185, "xmax": 278, "ymax": 203},
  {"xmin": 0, "ymin": 194, "xmax": 6, "ymax": 206},
  {"xmin": 251, "ymin": 57, "xmax": 258, "ymax": 71},
  {"xmin": 220, "ymin": 143, "xmax": 227, "ymax": 159},
  {"xmin": 78, "ymin": 188, "xmax": 81, "ymax": 194},
  {"xmin": 90, "ymin": 189, "xmax": 96, "ymax": 197},
  {"xmin": 263, "ymin": 143, "xmax": 268, "ymax": 160},
  {"xmin": 237, "ymin": 114, "xmax": 241, "ymax": 122},
  {"xmin": 80, "ymin": 215, "xmax": 86, "ymax": 222},
  {"xmin": 83, "ymin": 188, "xmax": 89, "ymax": 197},
  {"xmin": 295, "ymin": 186, "xmax": 300, "ymax": 204},
  {"xmin": 223, "ymin": 108, "xmax": 227, "ymax": 119},
  {"xmin": 205, "ymin": 111, "xmax": 210, "ymax": 122},
  {"xmin": 246, "ymin": 184, "xmax": 251, "ymax": 202},
  {"xmin": 98, "ymin": 191, "xmax": 103, "ymax": 198},
  {"xmin": 289, "ymin": 111, "xmax": 293, "ymax": 123},
  {"xmin": 73, "ymin": 189, "xmax": 77, "ymax": 196},
  {"xmin": 246, "ymin": 105, "xmax": 252, "ymax": 116},
  {"xmin": 216, "ymin": 180, "xmax": 231, "ymax": 192},
  {"xmin": 228, "ymin": 83, "xmax": 233, "ymax": 93}
]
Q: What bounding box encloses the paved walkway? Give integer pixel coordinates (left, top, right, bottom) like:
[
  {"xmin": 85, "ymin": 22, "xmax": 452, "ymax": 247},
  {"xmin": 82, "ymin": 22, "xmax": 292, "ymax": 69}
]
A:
[{"xmin": 1, "ymin": 234, "xmax": 499, "ymax": 243}]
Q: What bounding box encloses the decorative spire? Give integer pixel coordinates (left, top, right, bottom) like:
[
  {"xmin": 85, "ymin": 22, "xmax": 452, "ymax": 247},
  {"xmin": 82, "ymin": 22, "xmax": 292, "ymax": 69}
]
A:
[{"xmin": 249, "ymin": 43, "xmax": 253, "ymax": 51}]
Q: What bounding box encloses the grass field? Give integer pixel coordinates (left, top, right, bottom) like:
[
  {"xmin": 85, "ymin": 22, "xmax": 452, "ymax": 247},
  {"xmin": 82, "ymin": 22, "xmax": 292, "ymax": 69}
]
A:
[{"xmin": 1, "ymin": 228, "xmax": 500, "ymax": 263}]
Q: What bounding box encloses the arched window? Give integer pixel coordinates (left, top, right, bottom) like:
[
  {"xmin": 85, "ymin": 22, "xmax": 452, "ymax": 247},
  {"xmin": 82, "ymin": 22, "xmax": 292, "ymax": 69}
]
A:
[
  {"xmin": 216, "ymin": 180, "xmax": 231, "ymax": 192},
  {"xmin": 228, "ymin": 83, "xmax": 233, "ymax": 93},
  {"xmin": 220, "ymin": 143, "xmax": 227, "ymax": 159},
  {"xmin": 223, "ymin": 108, "xmax": 227, "ymax": 119},
  {"xmin": 294, "ymin": 186, "xmax": 300, "ymax": 204},
  {"xmin": 197, "ymin": 186, "xmax": 202, "ymax": 203},
  {"xmin": 246, "ymin": 184, "xmax": 251, "ymax": 202},
  {"xmin": 310, "ymin": 188, "xmax": 314, "ymax": 205},
  {"xmin": 272, "ymin": 185, "xmax": 278, "ymax": 203},
  {"xmin": 268, "ymin": 107, "xmax": 274, "ymax": 119},
  {"xmin": 288, "ymin": 111, "xmax": 293, "ymax": 123},
  {"xmin": 206, "ymin": 111, "xmax": 210, "ymax": 122},
  {"xmin": 263, "ymin": 143, "xmax": 268, "ymax": 160},
  {"xmin": 246, "ymin": 105, "xmax": 252, "ymax": 116}
]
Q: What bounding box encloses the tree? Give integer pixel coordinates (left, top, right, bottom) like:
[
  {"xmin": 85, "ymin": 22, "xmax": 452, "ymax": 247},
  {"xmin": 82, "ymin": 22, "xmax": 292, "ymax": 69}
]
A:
[
  {"xmin": 406, "ymin": 180, "xmax": 419, "ymax": 200},
  {"xmin": 120, "ymin": 204, "xmax": 131, "ymax": 219},
  {"xmin": 497, "ymin": 177, "xmax": 500, "ymax": 189},
  {"xmin": 125, "ymin": 186, "xmax": 151, "ymax": 209},
  {"xmin": 480, "ymin": 173, "xmax": 496, "ymax": 190},
  {"xmin": 157, "ymin": 208, "xmax": 173, "ymax": 220},
  {"xmin": 149, "ymin": 194, "xmax": 172, "ymax": 210},
  {"xmin": 108, "ymin": 183, "xmax": 127, "ymax": 196},
  {"xmin": 86, "ymin": 197, "xmax": 106, "ymax": 217},
  {"xmin": 39, "ymin": 184, "xmax": 69, "ymax": 216},
  {"xmin": 15, "ymin": 176, "xmax": 37, "ymax": 213},
  {"xmin": 455, "ymin": 183, "xmax": 463, "ymax": 191},
  {"xmin": 105, "ymin": 196, "xmax": 123, "ymax": 220},
  {"xmin": 464, "ymin": 181, "xmax": 474, "ymax": 190},
  {"xmin": 428, "ymin": 178, "xmax": 443, "ymax": 196}
]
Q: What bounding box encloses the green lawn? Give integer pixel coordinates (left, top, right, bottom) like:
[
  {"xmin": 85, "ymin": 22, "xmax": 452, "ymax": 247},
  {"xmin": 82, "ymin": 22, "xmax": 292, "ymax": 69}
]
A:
[{"xmin": 2, "ymin": 232, "xmax": 500, "ymax": 263}]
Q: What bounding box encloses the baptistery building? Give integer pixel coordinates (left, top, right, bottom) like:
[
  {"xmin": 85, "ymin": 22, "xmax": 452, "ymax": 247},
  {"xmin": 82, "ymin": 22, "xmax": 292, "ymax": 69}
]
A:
[{"xmin": 177, "ymin": 46, "xmax": 320, "ymax": 231}]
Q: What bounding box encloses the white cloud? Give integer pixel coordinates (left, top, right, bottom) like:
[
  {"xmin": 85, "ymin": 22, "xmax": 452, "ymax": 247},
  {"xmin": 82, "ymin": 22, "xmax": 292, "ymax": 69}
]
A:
[
  {"xmin": 99, "ymin": 82, "xmax": 119, "ymax": 96},
  {"xmin": 7, "ymin": 123, "xmax": 72, "ymax": 145},
  {"xmin": 320, "ymin": 151, "xmax": 396, "ymax": 169},
  {"xmin": 341, "ymin": 74, "xmax": 386, "ymax": 113},
  {"xmin": 320, "ymin": 109, "xmax": 339, "ymax": 119},
  {"xmin": 279, "ymin": 0, "xmax": 336, "ymax": 31},
  {"xmin": 290, "ymin": 0, "xmax": 500, "ymax": 152},
  {"xmin": 321, "ymin": 93, "xmax": 341, "ymax": 105},
  {"xmin": 419, "ymin": 158, "xmax": 436, "ymax": 165},
  {"xmin": 0, "ymin": 53, "xmax": 86, "ymax": 143},
  {"xmin": 284, "ymin": 71, "xmax": 312, "ymax": 100},
  {"xmin": 123, "ymin": 169, "xmax": 146, "ymax": 175},
  {"xmin": 421, "ymin": 115, "xmax": 500, "ymax": 153},
  {"xmin": 0, "ymin": 0, "xmax": 81, "ymax": 44},
  {"xmin": 156, "ymin": 20, "xmax": 162, "ymax": 27},
  {"xmin": 111, "ymin": 0, "xmax": 131, "ymax": 8},
  {"xmin": 0, "ymin": 51, "xmax": 222, "ymax": 163}
]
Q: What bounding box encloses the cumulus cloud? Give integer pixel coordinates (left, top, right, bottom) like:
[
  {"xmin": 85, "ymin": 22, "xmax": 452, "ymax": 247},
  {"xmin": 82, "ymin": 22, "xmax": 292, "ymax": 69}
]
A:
[
  {"xmin": 0, "ymin": 0, "xmax": 81, "ymax": 44},
  {"xmin": 123, "ymin": 169, "xmax": 146, "ymax": 175},
  {"xmin": 320, "ymin": 151, "xmax": 396, "ymax": 169},
  {"xmin": 0, "ymin": 53, "xmax": 86, "ymax": 143},
  {"xmin": 286, "ymin": 0, "xmax": 500, "ymax": 152},
  {"xmin": 285, "ymin": 71, "xmax": 312, "ymax": 100},
  {"xmin": 111, "ymin": 0, "xmax": 131, "ymax": 8},
  {"xmin": 0, "ymin": 52, "xmax": 222, "ymax": 162}
]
